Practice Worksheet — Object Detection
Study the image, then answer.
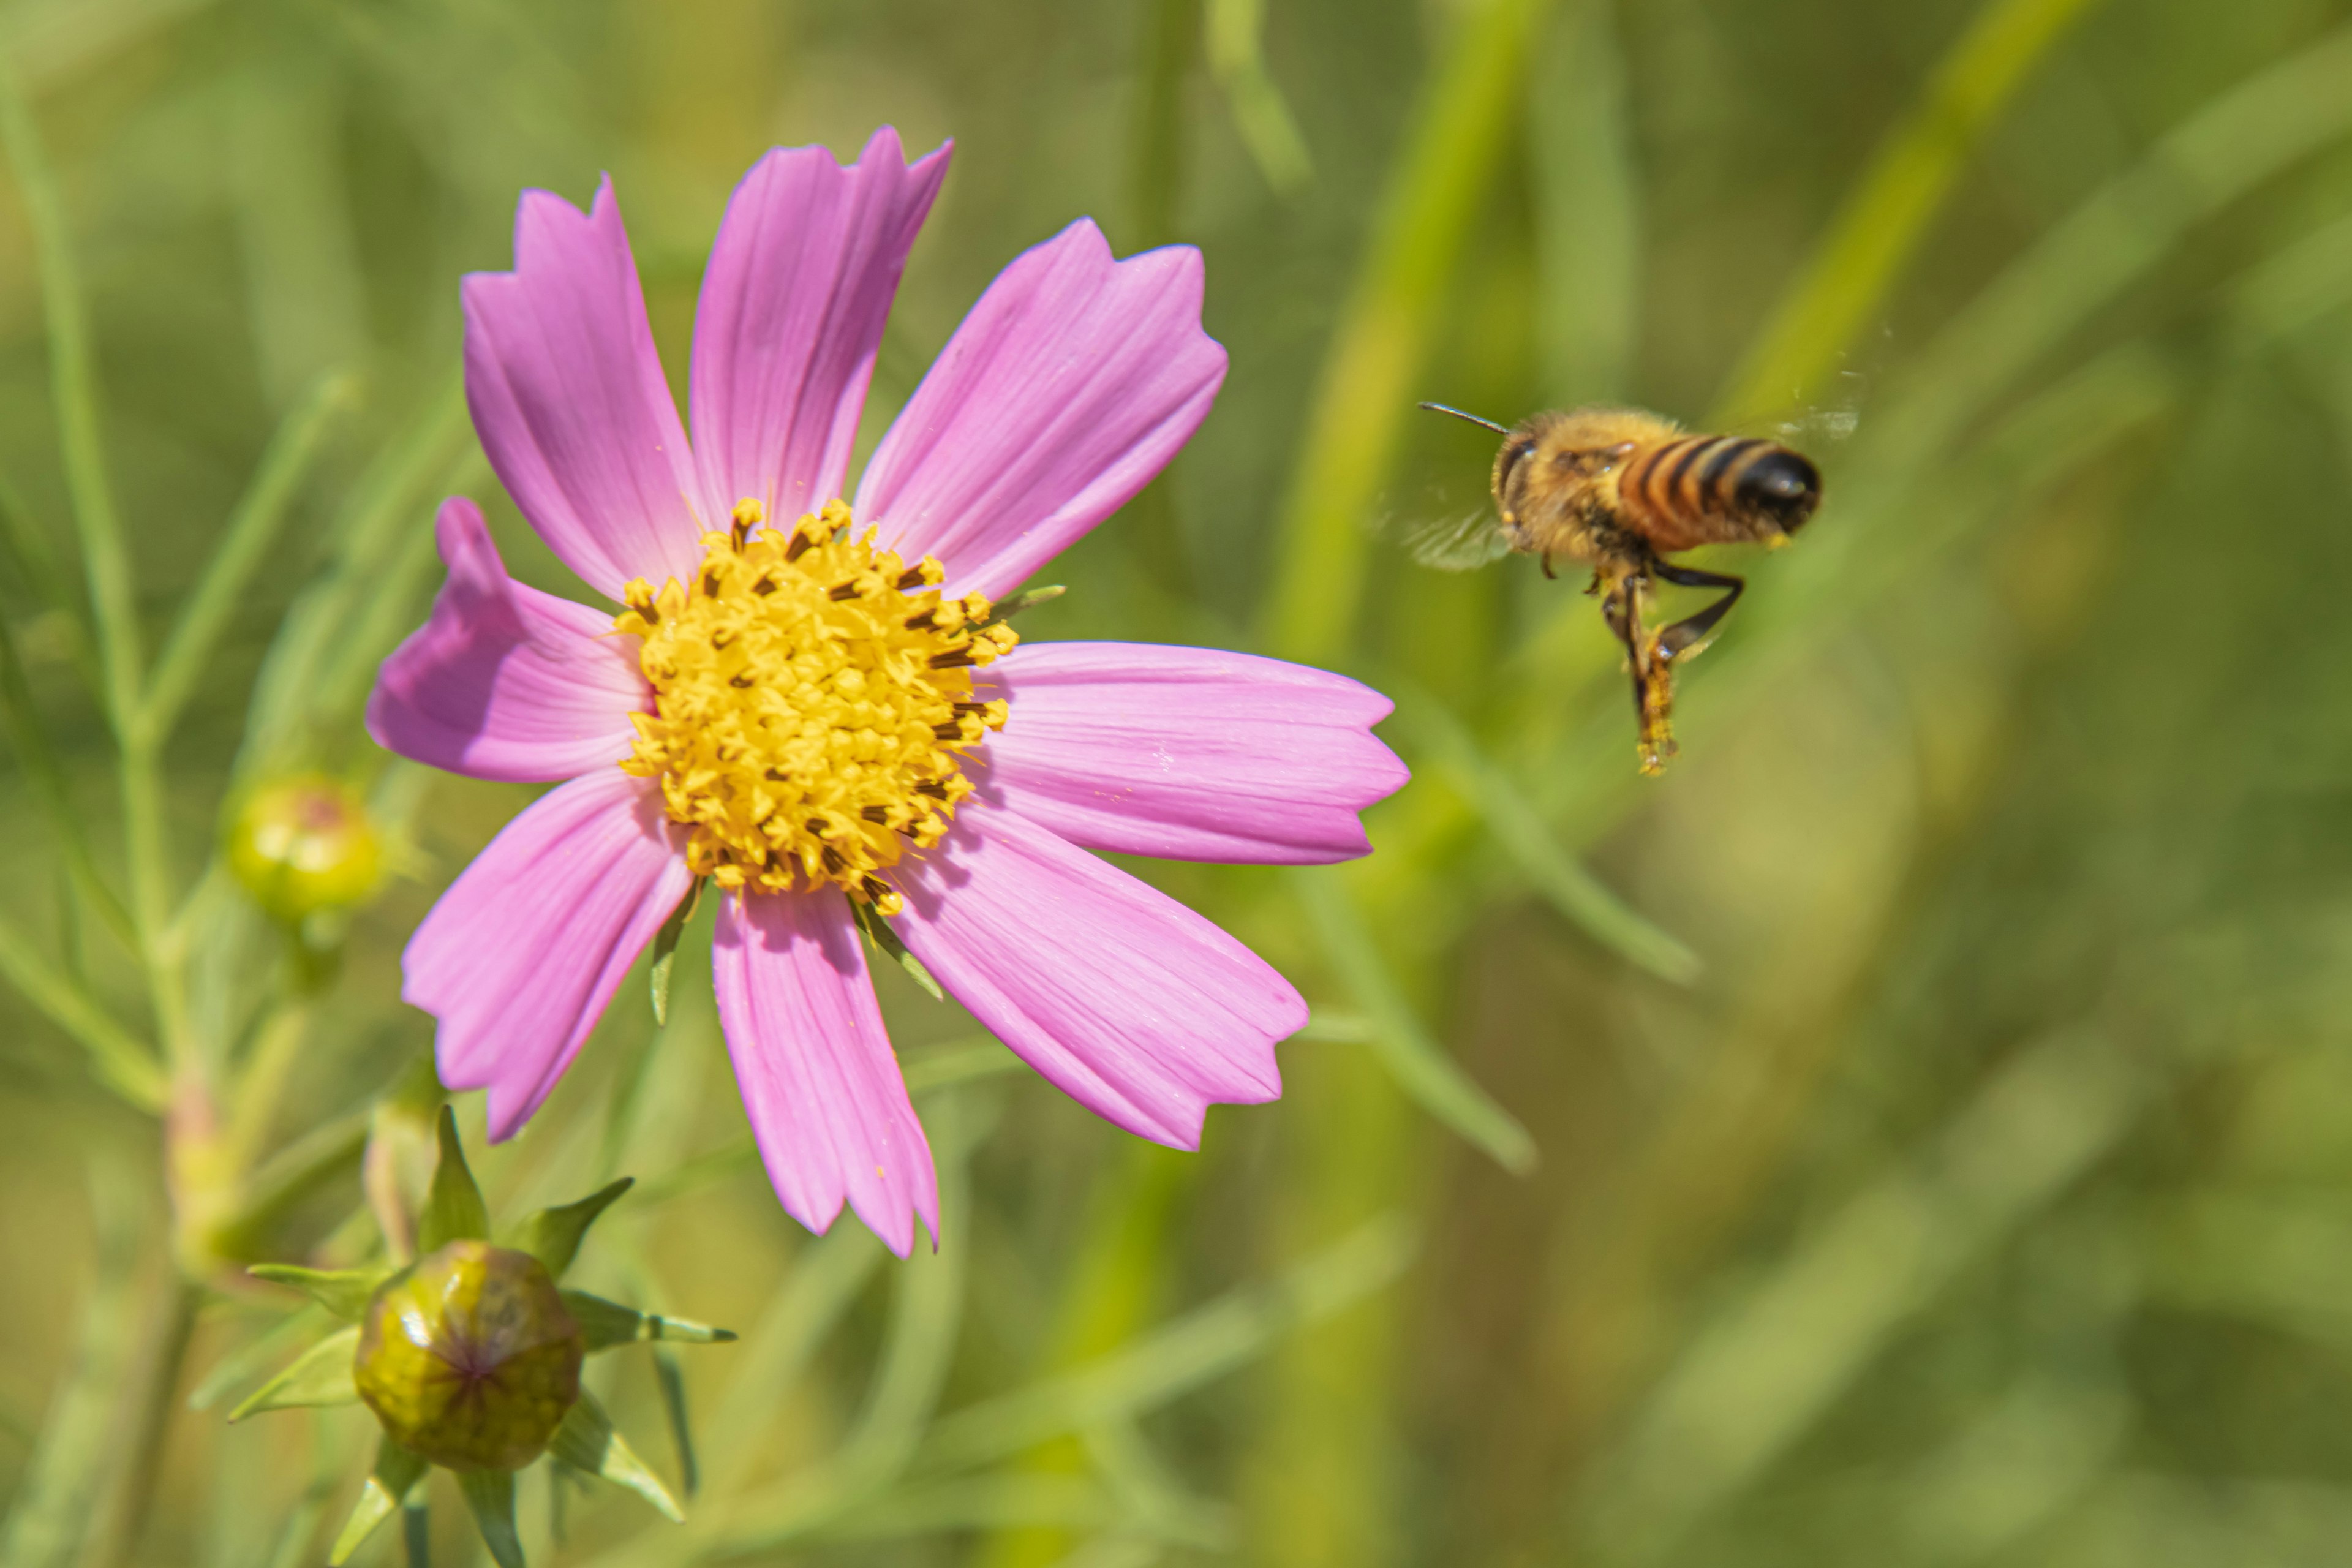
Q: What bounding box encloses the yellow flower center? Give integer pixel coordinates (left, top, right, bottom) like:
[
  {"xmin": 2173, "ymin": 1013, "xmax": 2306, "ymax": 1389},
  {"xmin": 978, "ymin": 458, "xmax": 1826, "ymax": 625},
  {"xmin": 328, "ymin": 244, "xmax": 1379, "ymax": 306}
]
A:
[{"xmin": 614, "ymin": 499, "xmax": 1014, "ymax": 914}]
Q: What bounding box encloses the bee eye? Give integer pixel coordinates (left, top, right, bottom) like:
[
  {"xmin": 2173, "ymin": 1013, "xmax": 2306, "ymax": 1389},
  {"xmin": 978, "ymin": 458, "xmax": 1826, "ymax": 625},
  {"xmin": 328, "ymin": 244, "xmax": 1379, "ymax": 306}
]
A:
[{"xmin": 1498, "ymin": 440, "xmax": 1538, "ymax": 488}]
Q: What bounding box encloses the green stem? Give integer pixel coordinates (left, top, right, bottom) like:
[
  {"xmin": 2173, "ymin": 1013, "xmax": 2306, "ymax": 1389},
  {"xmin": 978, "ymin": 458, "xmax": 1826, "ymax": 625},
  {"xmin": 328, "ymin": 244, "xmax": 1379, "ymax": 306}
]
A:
[
  {"xmin": 1713, "ymin": 0, "xmax": 2111, "ymax": 424},
  {"xmin": 0, "ymin": 913, "xmax": 164, "ymax": 1107},
  {"xmin": 139, "ymin": 374, "xmax": 357, "ymax": 749},
  {"xmin": 0, "ymin": 57, "xmax": 140, "ymax": 735},
  {"xmin": 87, "ymin": 1275, "xmax": 200, "ymax": 1568},
  {"xmin": 1255, "ymin": 0, "xmax": 1562, "ymax": 664}
]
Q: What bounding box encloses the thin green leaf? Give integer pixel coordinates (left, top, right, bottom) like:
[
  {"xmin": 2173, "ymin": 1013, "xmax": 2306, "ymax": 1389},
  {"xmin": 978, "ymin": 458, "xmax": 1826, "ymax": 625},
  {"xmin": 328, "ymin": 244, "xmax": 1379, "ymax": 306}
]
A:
[
  {"xmin": 418, "ymin": 1104, "xmax": 489, "ymax": 1252},
  {"xmin": 1529, "ymin": 0, "xmax": 1638, "ymax": 402},
  {"xmin": 851, "ymin": 897, "xmax": 943, "ymax": 1000},
  {"xmin": 549, "ymin": 1389, "xmax": 684, "ymax": 1523},
  {"xmin": 0, "ymin": 465, "xmax": 96, "ymax": 689},
  {"xmin": 984, "ymin": 584, "xmax": 1068, "ymax": 623},
  {"xmin": 1205, "ymin": 0, "xmax": 1311, "ymax": 191},
  {"xmin": 1288, "ymin": 867, "xmax": 1537, "ymax": 1174},
  {"xmin": 456, "ymin": 1469, "xmax": 523, "ymax": 1568},
  {"xmin": 245, "ymin": 1265, "xmax": 389, "ymax": 1324},
  {"xmin": 225, "ymin": 1325, "xmax": 360, "ymax": 1421},
  {"xmin": 0, "ymin": 579, "xmax": 131, "ymax": 946},
  {"xmin": 652, "ymin": 1348, "xmax": 698, "ymax": 1498},
  {"xmin": 187, "ymin": 1303, "xmax": 330, "ymax": 1412},
  {"xmin": 138, "ymin": 372, "xmax": 356, "ymax": 747},
  {"xmin": 562, "ymin": 1290, "xmax": 737, "ymax": 1352},
  {"xmin": 233, "ymin": 371, "xmax": 469, "ymax": 786},
  {"xmin": 1716, "ymin": 0, "xmax": 2110, "ymax": 424},
  {"xmin": 0, "ymin": 914, "xmax": 164, "ymax": 1109},
  {"xmin": 649, "ymin": 878, "xmax": 703, "ymax": 1026},
  {"xmin": 902, "ymin": 1038, "xmax": 1024, "ymax": 1095},
  {"xmin": 511, "ymin": 1177, "xmax": 633, "ymax": 1281},
  {"xmin": 0, "ymin": 1159, "xmax": 140, "ymax": 1566},
  {"xmin": 327, "ymin": 1439, "xmax": 426, "ymax": 1567},
  {"xmin": 916, "ymin": 1214, "xmax": 1415, "ymax": 1474},
  {"xmin": 0, "ymin": 53, "xmax": 140, "ymax": 734},
  {"xmin": 1385, "ymin": 683, "xmax": 1700, "ymax": 983},
  {"xmin": 1257, "ymin": 0, "xmax": 1561, "ymax": 663}
]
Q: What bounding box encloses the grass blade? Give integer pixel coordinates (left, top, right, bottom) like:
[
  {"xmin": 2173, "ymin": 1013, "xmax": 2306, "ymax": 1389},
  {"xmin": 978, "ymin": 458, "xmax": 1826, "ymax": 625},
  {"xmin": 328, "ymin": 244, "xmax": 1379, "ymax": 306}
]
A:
[
  {"xmin": 1287, "ymin": 867, "xmax": 1536, "ymax": 1174},
  {"xmin": 918, "ymin": 1214, "xmax": 1415, "ymax": 1473},
  {"xmin": 1257, "ymin": 0, "xmax": 1563, "ymax": 663},
  {"xmin": 1386, "ymin": 683, "xmax": 1699, "ymax": 982},
  {"xmin": 0, "ymin": 913, "xmax": 164, "ymax": 1107},
  {"xmin": 0, "ymin": 53, "xmax": 141, "ymax": 734},
  {"xmin": 139, "ymin": 372, "xmax": 356, "ymax": 747},
  {"xmin": 1716, "ymin": 0, "xmax": 2111, "ymax": 424}
]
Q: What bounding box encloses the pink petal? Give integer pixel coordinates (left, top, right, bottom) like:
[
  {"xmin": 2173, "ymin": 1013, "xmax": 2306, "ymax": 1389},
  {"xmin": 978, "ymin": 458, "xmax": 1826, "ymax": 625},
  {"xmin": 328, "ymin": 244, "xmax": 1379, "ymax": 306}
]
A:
[
  {"xmin": 690, "ymin": 129, "xmax": 949, "ymax": 524},
  {"xmin": 711, "ymin": 890, "xmax": 938, "ymax": 1257},
  {"xmin": 973, "ymin": 642, "xmax": 1408, "ymax": 864},
  {"xmin": 855, "ymin": 222, "xmax": 1226, "ymax": 597},
  {"xmin": 885, "ymin": 807, "xmax": 1298, "ymax": 1147},
  {"xmin": 464, "ymin": 178, "xmax": 707, "ymax": 600},
  {"xmin": 405, "ymin": 769, "xmax": 692, "ymax": 1141},
  {"xmin": 367, "ymin": 497, "xmax": 650, "ymax": 782}
]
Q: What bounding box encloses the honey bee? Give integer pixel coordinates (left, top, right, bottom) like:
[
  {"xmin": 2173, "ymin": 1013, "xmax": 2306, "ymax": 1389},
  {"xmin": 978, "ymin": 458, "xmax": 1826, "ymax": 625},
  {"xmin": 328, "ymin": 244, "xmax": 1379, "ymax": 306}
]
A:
[{"xmin": 1417, "ymin": 404, "xmax": 1822, "ymax": 774}]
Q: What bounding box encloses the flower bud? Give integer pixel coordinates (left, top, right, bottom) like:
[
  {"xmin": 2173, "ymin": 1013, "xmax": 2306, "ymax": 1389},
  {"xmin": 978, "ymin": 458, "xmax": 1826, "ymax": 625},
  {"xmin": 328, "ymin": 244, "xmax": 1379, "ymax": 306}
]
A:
[
  {"xmin": 353, "ymin": 1240, "xmax": 584, "ymax": 1472},
  {"xmin": 228, "ymin": 774, "xmax": 383, "ymax": 922}
]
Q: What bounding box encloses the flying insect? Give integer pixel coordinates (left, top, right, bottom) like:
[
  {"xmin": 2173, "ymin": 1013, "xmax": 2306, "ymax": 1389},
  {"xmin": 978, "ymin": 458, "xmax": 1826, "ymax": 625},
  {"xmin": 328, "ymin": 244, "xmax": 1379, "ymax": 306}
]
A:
[{"xmin": 1417, "ymin": 404, "xmax": 1823, "ymax": 774}]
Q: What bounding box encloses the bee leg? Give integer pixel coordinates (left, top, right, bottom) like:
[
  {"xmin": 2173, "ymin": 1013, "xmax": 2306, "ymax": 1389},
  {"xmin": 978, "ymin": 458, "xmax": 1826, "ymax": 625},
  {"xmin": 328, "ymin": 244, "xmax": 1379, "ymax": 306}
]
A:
[
  {"xmin": 1653, "ymin": 564, "xmax": 1745, "ymax": 662},
  {"xmin": 1541, "ymin": 552, "xmax": 1556, "ymax": 580},
  {"xmin": 1603, "ymin": 575, "xmax": 1675, "ymax": 775}
]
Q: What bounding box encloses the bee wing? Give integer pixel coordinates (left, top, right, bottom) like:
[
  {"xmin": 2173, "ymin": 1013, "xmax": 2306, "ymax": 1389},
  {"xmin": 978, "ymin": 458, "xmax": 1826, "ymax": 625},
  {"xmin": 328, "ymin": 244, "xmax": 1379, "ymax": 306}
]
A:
[{"xmin": 1403, "ymin": 510, "xmax": 1513, "ymax": 572}]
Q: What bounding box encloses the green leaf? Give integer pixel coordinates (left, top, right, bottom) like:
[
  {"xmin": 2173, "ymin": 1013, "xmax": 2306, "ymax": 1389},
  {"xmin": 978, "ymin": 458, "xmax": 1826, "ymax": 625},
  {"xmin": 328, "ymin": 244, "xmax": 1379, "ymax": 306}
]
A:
[
  {"xmin": 850, "ymin": 897, "xmax": 943, "ymax": 1001},
  {"xmin": 246, "ymin": 1264, "xmax": 390, "ymax": 1323},
  {"xmin": 1714, "ymin": 0, "xmax": 2110, "ymax": 424},
  {"xmin": 1385, "ymin": 683, "xmax": 1702, "ymax": 984},
  {"xmin": 652, "ymin": 1348, "xmax": 699, "ymax": 1498},
  {"xmin": 328, "ymin": 1439, "xmax": 427, "ymax": 1566},
  {"xmin": 982, "ymin": 583, "xmax": 1066, "ymax": 622},
  {"xmin": 1288, "ymin": 867, "xmax": 1537, "ymax": 1175},
  {"xmin": 649, "ymin": 878, "xmax": 704, "ymax": 1025},
  {"xmin": 562, "ymin": 1290, "xmax": 737, "ymax": 1352},
  {"xmin": 511, "ymin": 1177, "xmax": 633, "ymax": 1281},
  {"xmin": 138, "ymin": 371, "xmax": 357, "ymax": 747},
  {"xmin": 225, "ymin": 1325, "xmax": 360, "ymax": 1421},
  {"xmin": 549, "ymin": 1389, "xmax": 684, "ymax": 1523},
  {"xmin": 187, "ymin": 1302, "xmax": 330, "ymax": 1411},
  {"xmin": 418, "ymin": 1104, "xmax": 489, "ymax": 1252},
  {"xmin": 457, "ymin": 1468, "xmax": 523, "ymax": 1568}
]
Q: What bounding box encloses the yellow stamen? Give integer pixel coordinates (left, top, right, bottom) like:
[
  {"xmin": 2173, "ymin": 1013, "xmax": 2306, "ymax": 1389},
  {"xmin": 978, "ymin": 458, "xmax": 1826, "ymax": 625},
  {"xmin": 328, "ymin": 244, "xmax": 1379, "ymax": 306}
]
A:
[{"xmin": 614, "ymin": 499, "xmax": 1015, "ymax": 915}]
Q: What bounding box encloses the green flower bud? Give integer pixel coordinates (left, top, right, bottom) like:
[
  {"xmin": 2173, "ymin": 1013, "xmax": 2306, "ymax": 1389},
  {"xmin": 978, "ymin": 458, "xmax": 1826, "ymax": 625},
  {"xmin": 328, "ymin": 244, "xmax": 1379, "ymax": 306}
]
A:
[
  {"xmin": 228, "ymin": 774, "xmax": 383, "ymax": 922},
  {"xmin": 353, "ymin": 1240, "xmax": 584, "ymax": 1472}
]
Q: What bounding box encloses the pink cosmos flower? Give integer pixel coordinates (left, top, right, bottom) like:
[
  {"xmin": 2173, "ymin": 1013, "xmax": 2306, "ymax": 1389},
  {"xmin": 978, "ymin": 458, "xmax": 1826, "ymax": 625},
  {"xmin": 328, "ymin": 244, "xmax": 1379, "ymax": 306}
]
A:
[{"xmin": 368, "ymin": 129, "xmax": 1406, "ymax": 1256}]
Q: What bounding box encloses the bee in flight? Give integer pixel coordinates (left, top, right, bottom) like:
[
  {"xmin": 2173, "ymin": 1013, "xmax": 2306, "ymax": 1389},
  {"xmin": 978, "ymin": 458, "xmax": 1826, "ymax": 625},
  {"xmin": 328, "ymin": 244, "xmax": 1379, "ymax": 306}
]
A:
[{"xmin": 1415, "ymin": 404, "xmax": 1822, "ymax": 774}]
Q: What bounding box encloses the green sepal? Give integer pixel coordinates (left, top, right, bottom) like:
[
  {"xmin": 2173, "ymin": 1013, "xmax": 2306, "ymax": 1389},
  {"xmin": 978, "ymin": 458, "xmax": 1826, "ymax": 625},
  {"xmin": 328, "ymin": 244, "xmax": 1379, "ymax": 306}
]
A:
[
  {"xmin": 510, "ymin": 1177, "xmax": 633, "ymax": 1282},
  {"xmin": 850, "ymin": 896, "xmax": 943, "ymax": 1001},
  {"xmin": 226, "ymin": 1324, "xmax": 360, "ymax": 1421},
  {"xmin": 550, "ymin": 1389, "xmax": 684, "ymax": 1522},
  {"xmin": 188, "ymin": 1302, "xmax": 329, "ymax": 1411},
  {"xmin": 419, "ymin": 1104, "xmax": 489, "ymax": 1251},
  {"xmin": 560, "ymin": 1289, "xmax": 737, "ymax": 1352},
  {"xmin": 458, "ymin": 1468, "xmax": 524, "ymax": 1568},
  {"xmin": 984, "ymin": 583, "xmax": 1066, "ymax": 622},
  {"xmin": 649, "ymin": 878, "xmax": 705, "ymax": 1026},
  {"xmin": 328, "ymin": 1438, "xmax": 426, "ymax": 1566},
  {"xmin": 652, "ymin": 1346, "xmax": 699, "ymax": 1497},
  {"xmin": 246, "ymin": 1262, "xmax": 392, "ymax": 1322}
]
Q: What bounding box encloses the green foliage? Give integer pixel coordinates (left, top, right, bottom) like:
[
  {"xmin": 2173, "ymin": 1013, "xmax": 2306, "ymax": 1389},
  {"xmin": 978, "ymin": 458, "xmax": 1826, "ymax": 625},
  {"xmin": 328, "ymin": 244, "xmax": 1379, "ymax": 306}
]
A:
[{"xmin": 0, "ymin": 0, "xmax": 2348, "ymax": 1561}]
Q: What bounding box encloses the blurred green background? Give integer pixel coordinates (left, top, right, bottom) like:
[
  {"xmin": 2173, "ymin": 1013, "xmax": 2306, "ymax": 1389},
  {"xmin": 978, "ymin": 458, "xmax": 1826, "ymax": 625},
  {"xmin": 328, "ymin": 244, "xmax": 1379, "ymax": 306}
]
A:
[{"xmin": 5, "ymin": 0, "xmax": 2352, "ymax": 1562}]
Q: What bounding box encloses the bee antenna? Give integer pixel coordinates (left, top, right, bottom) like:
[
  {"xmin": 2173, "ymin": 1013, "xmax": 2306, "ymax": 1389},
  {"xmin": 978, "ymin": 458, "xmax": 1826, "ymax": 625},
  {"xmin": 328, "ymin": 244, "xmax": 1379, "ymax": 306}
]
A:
[{"xmin": 1417, "ymin": 402, "xmax": 1510, "ymax": 434}]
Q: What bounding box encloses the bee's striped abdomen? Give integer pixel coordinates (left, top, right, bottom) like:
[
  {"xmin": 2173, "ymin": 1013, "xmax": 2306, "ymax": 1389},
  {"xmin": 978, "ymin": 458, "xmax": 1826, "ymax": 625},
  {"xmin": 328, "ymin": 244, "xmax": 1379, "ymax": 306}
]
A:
[{"xmin": 1618, "ymin": 435, "xmax": 1819, "ymax": 552}]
